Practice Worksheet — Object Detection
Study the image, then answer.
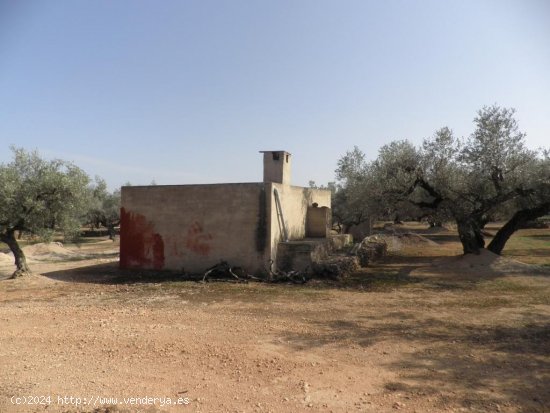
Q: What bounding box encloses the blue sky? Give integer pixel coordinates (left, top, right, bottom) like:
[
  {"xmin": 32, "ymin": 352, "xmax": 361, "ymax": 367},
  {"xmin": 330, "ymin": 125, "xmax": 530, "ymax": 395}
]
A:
[{"xmin": 1, "ymin": 0, "xmax": 549, "ymax": 189}]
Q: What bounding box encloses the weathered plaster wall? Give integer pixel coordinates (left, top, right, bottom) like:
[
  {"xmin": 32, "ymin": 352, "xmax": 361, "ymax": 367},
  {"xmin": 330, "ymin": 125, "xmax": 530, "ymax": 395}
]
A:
[
  {"xmin": 267, "ymin": 184, "xmax": 331, "ymax": 269},
  {"xmin": 120, "ymin": 184, "xmax": 269, "ymax": 273}
]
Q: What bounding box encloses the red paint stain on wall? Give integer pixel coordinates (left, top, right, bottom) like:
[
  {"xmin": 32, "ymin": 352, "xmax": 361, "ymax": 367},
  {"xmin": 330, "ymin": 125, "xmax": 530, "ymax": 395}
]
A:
[
  {"xmin": 184, "ymin": 221, "xmax": 213, "ymax": 256},
  {"xmin": 120, "ymin": 208, "xmax": 165, "ymax": 269}
]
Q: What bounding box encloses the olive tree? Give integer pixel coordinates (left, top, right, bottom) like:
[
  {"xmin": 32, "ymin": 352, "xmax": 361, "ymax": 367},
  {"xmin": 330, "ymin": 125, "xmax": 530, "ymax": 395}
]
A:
[
  {"xmin": 332, "ymin": 147, "xmax": 374, "ymax": 232},
  {"xmin": 86, "ymin": 177, "xmax": 121, "ymax": 239},
  {"xmin": 0, "ymin": 147, "xmax": 90, "ymax": 277},
  {"xmin": 333, "ymin": 144, "xmax": 428, "ymax": 234},
  {"xmin": 363, "ymin": 105, "xmax": 548, "ymax": 254}
]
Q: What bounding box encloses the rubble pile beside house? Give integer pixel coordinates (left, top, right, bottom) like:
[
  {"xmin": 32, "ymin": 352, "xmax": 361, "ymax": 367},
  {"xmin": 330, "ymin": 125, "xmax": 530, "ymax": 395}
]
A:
[
  {"xmin": 311, "ymin": 255, "xmax": 360, "ymax": 279},
  {"xmin": 373, "ymin": 231, "xmax": 437, "ymax": 252},
  {"xmin": 276, "ymin": 234, "xmax": 356, "ymax": 278},
  {"xmin": 353, "ymin": 235, "xmax": 388, "ymax": 267}
]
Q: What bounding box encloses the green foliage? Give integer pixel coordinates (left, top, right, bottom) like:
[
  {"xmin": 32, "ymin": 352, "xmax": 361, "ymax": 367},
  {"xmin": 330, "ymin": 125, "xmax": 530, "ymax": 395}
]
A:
[
  {"xmin": 332, "ymin": 144, "xmax": 425, "ymax": 230},
  {"xmin": 332, "ymin": 146, "xmax": 374, "ymax": 230},
  {"xmin": 86, "ymin": 176, "xmax": 121, "ymax": 231},
  {"xmin": 335, "ymin": 105, "xmax": 550, "ymax": 252},
  {"xmin": 366, "ymin": 105, "xmax": 544, "ymax": 223},
  {"xmin": 0, "ymin": 147, "xmax": 90, "ymax": 240}
]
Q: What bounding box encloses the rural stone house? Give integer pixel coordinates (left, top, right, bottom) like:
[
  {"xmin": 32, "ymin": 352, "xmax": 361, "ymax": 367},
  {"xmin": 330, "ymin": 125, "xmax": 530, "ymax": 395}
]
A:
[{"xmin": 119, "ymin": 151, "xmax": 332, "ymax": 274}]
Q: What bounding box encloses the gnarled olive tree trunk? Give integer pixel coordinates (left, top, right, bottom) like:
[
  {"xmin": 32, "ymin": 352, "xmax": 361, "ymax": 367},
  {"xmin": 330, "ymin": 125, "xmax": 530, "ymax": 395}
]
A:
[
  {"xmin": 457, "ymin": 217, "xmax": 485, "ymax": 254},
  {"xmin": 488, "ymin": 203, "xmax": 550, "ymax": 255},
  {"xmin": 1, "ymin": 229, "xmax": 31, "ymax": 278}
]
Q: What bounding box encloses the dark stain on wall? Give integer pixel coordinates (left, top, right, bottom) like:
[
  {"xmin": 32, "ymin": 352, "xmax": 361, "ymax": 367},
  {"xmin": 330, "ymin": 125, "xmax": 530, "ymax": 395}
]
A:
[
  {"xmin": 256, "ymin": 186, "xmax": 267, "ymax": 252},
  {"xmin": 152, "ymin": 233, "xmax": 165, "ymax": 267},
  {"xmin": 120, "ymin": 207, "xmax": 165, "ymax": 270}
]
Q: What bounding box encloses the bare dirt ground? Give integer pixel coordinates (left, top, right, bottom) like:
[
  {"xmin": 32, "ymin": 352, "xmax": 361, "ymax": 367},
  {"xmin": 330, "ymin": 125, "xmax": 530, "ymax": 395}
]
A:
[{"xmin": 0, "ymin": 225, "xmax": 549, "ymax": 413}]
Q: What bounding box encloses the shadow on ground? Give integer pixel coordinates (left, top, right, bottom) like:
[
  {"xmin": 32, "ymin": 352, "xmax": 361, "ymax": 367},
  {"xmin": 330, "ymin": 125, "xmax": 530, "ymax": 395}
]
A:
[
  {"xmin": 42, "ymin": 262, "xmax": 203, "ymax": 284},
  {"xmin": 281, "ymin": 312, "xmax": 550, "ymax": 412},
  {"xmin": 40, "ymin": 258, "xmax": 433, "ymax": 292},
  {"xmin": 40, "ymin": 252, "xmax": 547, "ymax": 293}
]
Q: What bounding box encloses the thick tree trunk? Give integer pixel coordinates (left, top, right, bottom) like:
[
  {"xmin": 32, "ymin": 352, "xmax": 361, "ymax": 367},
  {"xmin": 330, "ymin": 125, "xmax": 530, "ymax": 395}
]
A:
[
  {"xmin": 457, "ymin": 218, "xmax": 485, "ymax": 254},
  {"xmin": 1, "ymin": 229, "xmax": 31, "ymax": 278},
  {"xmin": 487, "ymin": 203, "xmax": 550, "ymax": 255},
  {"xmin": 107, "ymin": 224, "xmax": 116, "ymax": 241}
]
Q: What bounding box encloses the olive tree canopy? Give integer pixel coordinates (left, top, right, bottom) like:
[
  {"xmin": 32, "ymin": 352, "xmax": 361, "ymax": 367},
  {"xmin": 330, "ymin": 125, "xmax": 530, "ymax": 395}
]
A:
[
  {"xmin": 86, "ymin": 177, "xmax": 121, "ymax": 240},
  {"xmin": 336, "ymin": 105, "xmax": 550, "ymax": 254},
  {"xmin": 0, "ymin": 147, "xmax": 90, "ymax": 277}
]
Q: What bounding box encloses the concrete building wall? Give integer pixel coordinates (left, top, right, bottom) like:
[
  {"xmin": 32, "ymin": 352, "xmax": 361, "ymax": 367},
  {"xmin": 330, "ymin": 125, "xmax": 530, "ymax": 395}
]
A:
[
  {"xmin": 267, "ymin": 183, "xmax": 331, "ymax": 268},
  {"xmin": 120, "ymin": 183, "xmax": 269, "ymax": 273}
]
